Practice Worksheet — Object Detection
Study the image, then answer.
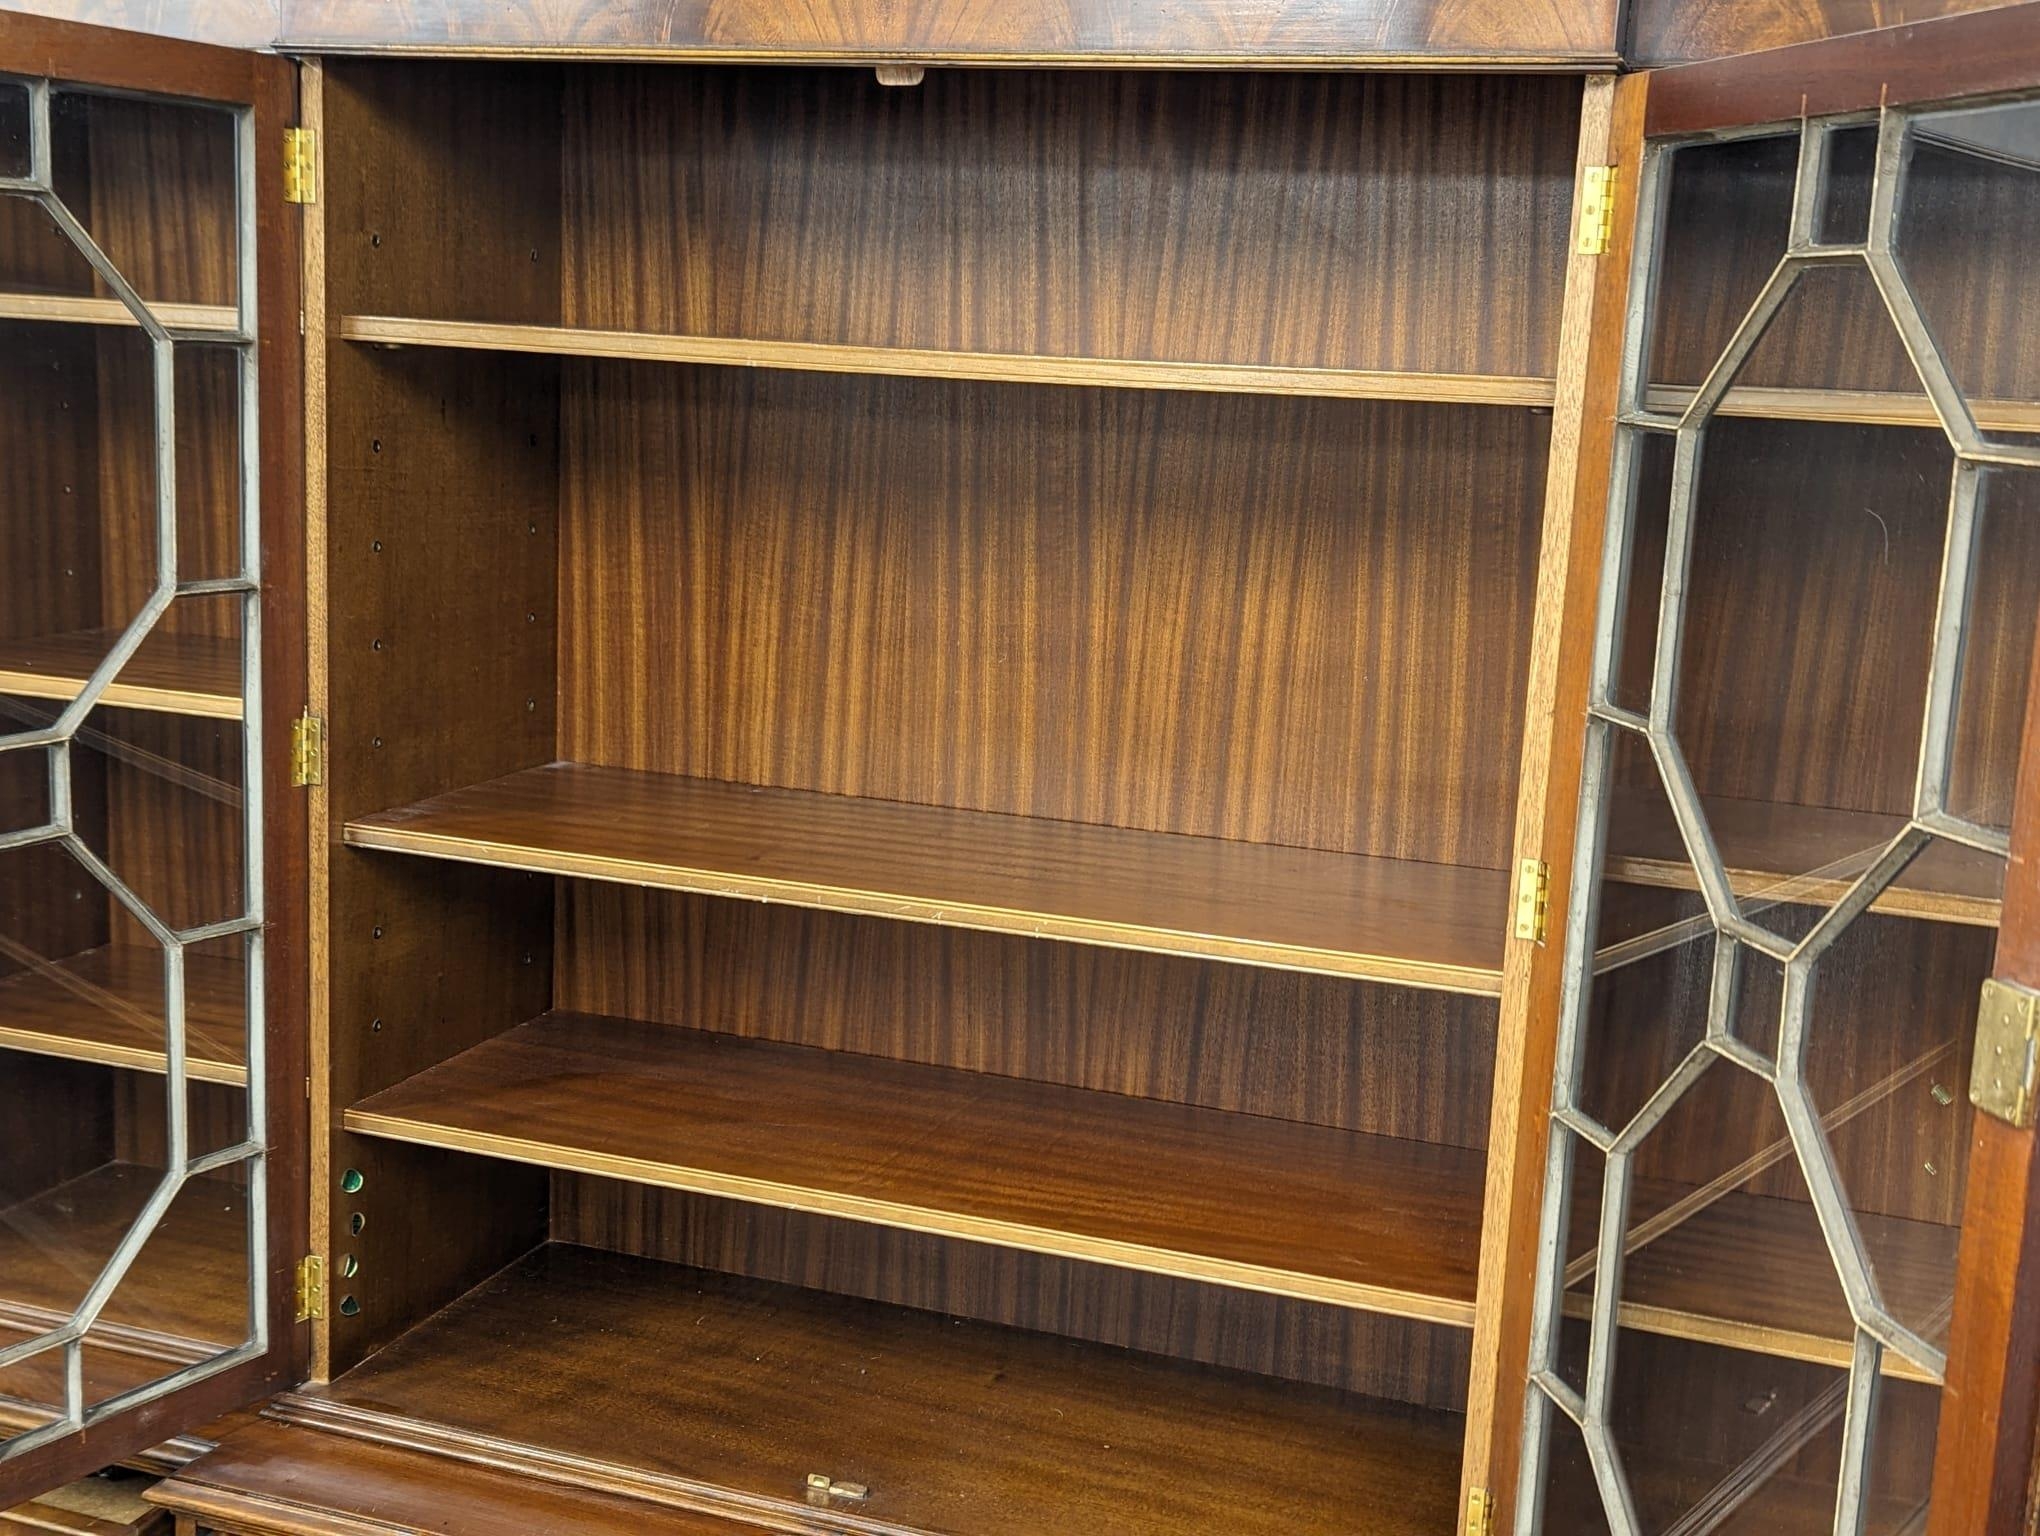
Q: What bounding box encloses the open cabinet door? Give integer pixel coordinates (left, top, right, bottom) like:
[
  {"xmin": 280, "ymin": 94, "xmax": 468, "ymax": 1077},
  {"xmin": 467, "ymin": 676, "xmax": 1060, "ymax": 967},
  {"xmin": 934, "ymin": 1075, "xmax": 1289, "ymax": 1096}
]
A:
[
  {"xmin": 1495, "ymin": 6, "xmax": 2040, "ymax": 1534},
  {"xmin": 0, "ymin": 12, "xmax": 305, "ymax": 1504}
]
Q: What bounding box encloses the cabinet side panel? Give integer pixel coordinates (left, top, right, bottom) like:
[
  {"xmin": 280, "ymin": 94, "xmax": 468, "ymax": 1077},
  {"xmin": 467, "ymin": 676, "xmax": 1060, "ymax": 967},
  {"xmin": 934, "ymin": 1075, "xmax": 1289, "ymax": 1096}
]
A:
[
  {"xmin": 322, "ymin": 61, "xmax": 562, "ymax": 328},
  {"xmin": 319, "ymin": 339, "xmax": 559, "ymax": 1373}
]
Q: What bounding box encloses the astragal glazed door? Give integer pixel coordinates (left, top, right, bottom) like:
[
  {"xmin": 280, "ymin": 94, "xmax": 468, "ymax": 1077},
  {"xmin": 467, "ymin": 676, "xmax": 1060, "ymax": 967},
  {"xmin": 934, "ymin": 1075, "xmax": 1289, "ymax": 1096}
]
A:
[
  {"xmin": 0, "ymin": 11, "xmax": 306, "ymax": 1504},
  {"xmin": 1517, "ymin": 8, "xmax": 2040, "ymax": 1534}
]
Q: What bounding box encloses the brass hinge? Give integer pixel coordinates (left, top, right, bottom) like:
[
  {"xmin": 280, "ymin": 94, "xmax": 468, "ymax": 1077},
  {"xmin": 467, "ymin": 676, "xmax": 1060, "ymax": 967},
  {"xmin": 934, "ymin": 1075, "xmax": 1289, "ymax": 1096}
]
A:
[
  {"xmin": 1971, "ymin": 978, "xmax": 2040, "ymax": 1129},
  {"xmin": 1576, "ymin": 164, "xmax": 1617, "ymax": 255},
  {"xmin": 1513, "ymin": 857, "xmax": 1552, "ymax": 944},
  {"xmin": 1465, "ymin": 1486, "xmax": 1495, "ymax": 1536},
  {"xmin": 290, "ymin": 711, "xmax": 325, "ymax": 788},
  {"xmin": 294, "ymin": 1254, "xmax": 325, "ymax": 1322},
  {"xmin": 284, "ymin": 126, "xmax": 317, "ymax": 204}
]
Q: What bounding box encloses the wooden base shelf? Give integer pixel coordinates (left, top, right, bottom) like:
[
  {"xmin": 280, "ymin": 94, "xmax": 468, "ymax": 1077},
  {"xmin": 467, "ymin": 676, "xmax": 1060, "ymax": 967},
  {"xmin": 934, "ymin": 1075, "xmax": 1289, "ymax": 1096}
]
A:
[
  {"xmin": 1607, "ymin": 790, "xmax": 2004, "ymax": 926},
  {"xmin": 342, "ymin": 1011, "xmax": 1952, "ymax": 1381},
  {"xmin": 339, "ymin": 314, "xmax": 1557, "ymax": 407},
  {"xmin": 150, "ymin": 1417, "xmax": 756, "ymax": 1536},
  {"xmin": 0, "ymin": 944, "xmax": 246, "ymax": 1085},
  {"xmin": 343, "ymin": 764, "xmax": 1511, "ymax": 993},
  {"xmin": 261, "ymin": 1245, "xmax": 1466, "ymax": 1536},
  {"xmin": 0, "ymin": 630, "xmax": 243, "ymax": 722},
  {"xmin": 345, "ymin": 1012, "xmax": 1486, "ymax": 1325}
]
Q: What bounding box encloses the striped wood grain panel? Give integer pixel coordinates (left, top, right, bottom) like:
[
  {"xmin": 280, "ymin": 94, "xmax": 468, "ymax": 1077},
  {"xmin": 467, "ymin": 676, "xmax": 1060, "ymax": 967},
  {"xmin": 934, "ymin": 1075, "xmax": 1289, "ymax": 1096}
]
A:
[
  {"xmin": 553, "ymin": 1175, "xmax": 1475, "ymax": 1411},
  {"xmin": 558, "ymin": 884, "xmax": 1497, "ymax": 1141},
  {"xmin": 560, "ymin": 69, "xmax": 1581, "ymax": 379},
  {"xmin": 95, "ymin": 712, "xmax": 243, "ymax": 937},
  {"xmin": 559, "ymin": 364, "xmax": 1548, "ymax": 870},
  {"xmin": 346, "ymin": 764, "xmax": 1512, "ymax": 992},
  {"xmin": 0, "ymin": 326, "xmax": 101, "ymax": 647},
  {"xmin": 0, "ymin": 1054, "xmax": 111, "ymax": 1208}
]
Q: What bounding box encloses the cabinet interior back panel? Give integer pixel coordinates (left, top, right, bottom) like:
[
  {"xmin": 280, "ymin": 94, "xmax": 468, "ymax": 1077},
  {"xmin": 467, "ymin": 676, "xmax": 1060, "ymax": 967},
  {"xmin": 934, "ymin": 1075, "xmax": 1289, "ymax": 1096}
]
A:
[
  {"xmin": 558, "ymin": 363, "xmax": 1548, "ymax": 866},
  {"xmin": 551, "ymin": 1176, "xmax": 1476, "ymax": 1411},
  {"xmin": 558, "ymin": 885, "xmax": 1499, "ymax": 1138},
  {"xmin": 560, "ymin": 68, "xmax": 1581, "ymax": 377}
]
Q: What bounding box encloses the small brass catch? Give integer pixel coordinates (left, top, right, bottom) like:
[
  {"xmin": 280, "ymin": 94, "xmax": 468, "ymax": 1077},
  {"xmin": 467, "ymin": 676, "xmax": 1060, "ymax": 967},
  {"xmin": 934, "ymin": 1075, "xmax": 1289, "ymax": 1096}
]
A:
[
  {"xmin": 1971, "ymin": 977, "xmax": 2040, "ymax": 1128},
  {"xmin": 1576, "ymin": 164, "xmax": 1617, "ymax": 256},
  {"xmin": 806, "ymin": 1473, "xmax": 871, "ymax": 1504},
  {"xmin": 1513, "ymin": 857, "xmax": 1552, "ymax": 945}
]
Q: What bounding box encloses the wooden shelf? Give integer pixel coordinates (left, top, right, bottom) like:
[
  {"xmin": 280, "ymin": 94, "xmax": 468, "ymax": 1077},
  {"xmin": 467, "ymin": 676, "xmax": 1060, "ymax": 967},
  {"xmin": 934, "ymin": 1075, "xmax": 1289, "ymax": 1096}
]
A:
[
  {"xmin": 0, "ymin": 629, "xmax": 243, "ymax": 721},
  {"xmin": 0, "ymin": 291, "xmax": 241, "ymax": 334},
  {"xmin": 1590, "ymin": 1179, "xmax": 1954, "ymax": 1385},
  {"xmin": 1607, "ymin": 790, "xmax": 2003, "ymax": 926},
  {"xmin": 1648, "ymin": 381, "xmax": 2040, "ymax": 435},
  {"xmin": 0, "ymin": 944, "xmax": 247, "ymax": 1086},
  {"xmin": 271, "ymin": 1245, "xmax": 1465, "ymax": 1536},
  {"xmin": 346, "ymin": 1012, "xmax": 1486, "ymax": 1325},
  {"xmin": 339, "ymin": 314, "xmax": 1558, "ymax": 407},
  {"xmin": 343, "ymin": 765, "xmax": 1511, "ymax": 993},
  {"xmin": 344, "ymin": 1011, "xmax": 1954, "ymax": 1381}
]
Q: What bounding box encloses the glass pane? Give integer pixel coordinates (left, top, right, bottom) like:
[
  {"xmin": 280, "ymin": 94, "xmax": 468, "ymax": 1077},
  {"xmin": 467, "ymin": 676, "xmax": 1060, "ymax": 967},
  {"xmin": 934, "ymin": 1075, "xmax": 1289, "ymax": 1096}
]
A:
[
  {"xmin": 1606, "ymin": 434, "xmax": 1674, "ymax": 720},
  {"xmin": 1646, "ymin": 132, "xmax": 1798, "ymax": 394},
  {"xmin": 0, "ymin": 69, "xmax": 260, "ymax": 1467},
  {"xmin": 1817, "ymin": 123, "xmax": 1879, "ymax": 248},
  {"xmin": 1947, "ymin": 468, "xmax": 2040, "ymax": 839},
  {"xmin": 1534, "ymin": 98, "xmax": 2029, "ymax": 1533},
  {"xmin": 1674, "ymin": 413, "xmax": 1954, "ymax": 937},
  {"xmin": 0, "ymin": 79, "xmax": 29, "ymax": 182},
  {"xmin": 46, "ymin": 88, "xmax": 239, "ymax": 317},
  {"xmin": 1896, "ymin": 99, "xmax": 2040, "ymax": 447}
]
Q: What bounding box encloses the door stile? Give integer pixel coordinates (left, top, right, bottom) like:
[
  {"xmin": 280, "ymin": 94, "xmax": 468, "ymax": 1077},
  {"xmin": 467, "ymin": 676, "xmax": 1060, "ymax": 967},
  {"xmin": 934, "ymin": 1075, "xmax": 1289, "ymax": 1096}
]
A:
[
  {"xmin": 1462, "ymin": 66, "xmax": 1651, "ymax": 1535},
  {"xmin": 0, "ymin": 14, "xmax": 308, "ymax": 1502},
  {"xmin": 1501, "ymin": 7, "xmax": 2040, "ymax": 1530},
  {"xmin": 1929, "ymin": 619, "xmax": 2040, "ymax": 1536}
]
